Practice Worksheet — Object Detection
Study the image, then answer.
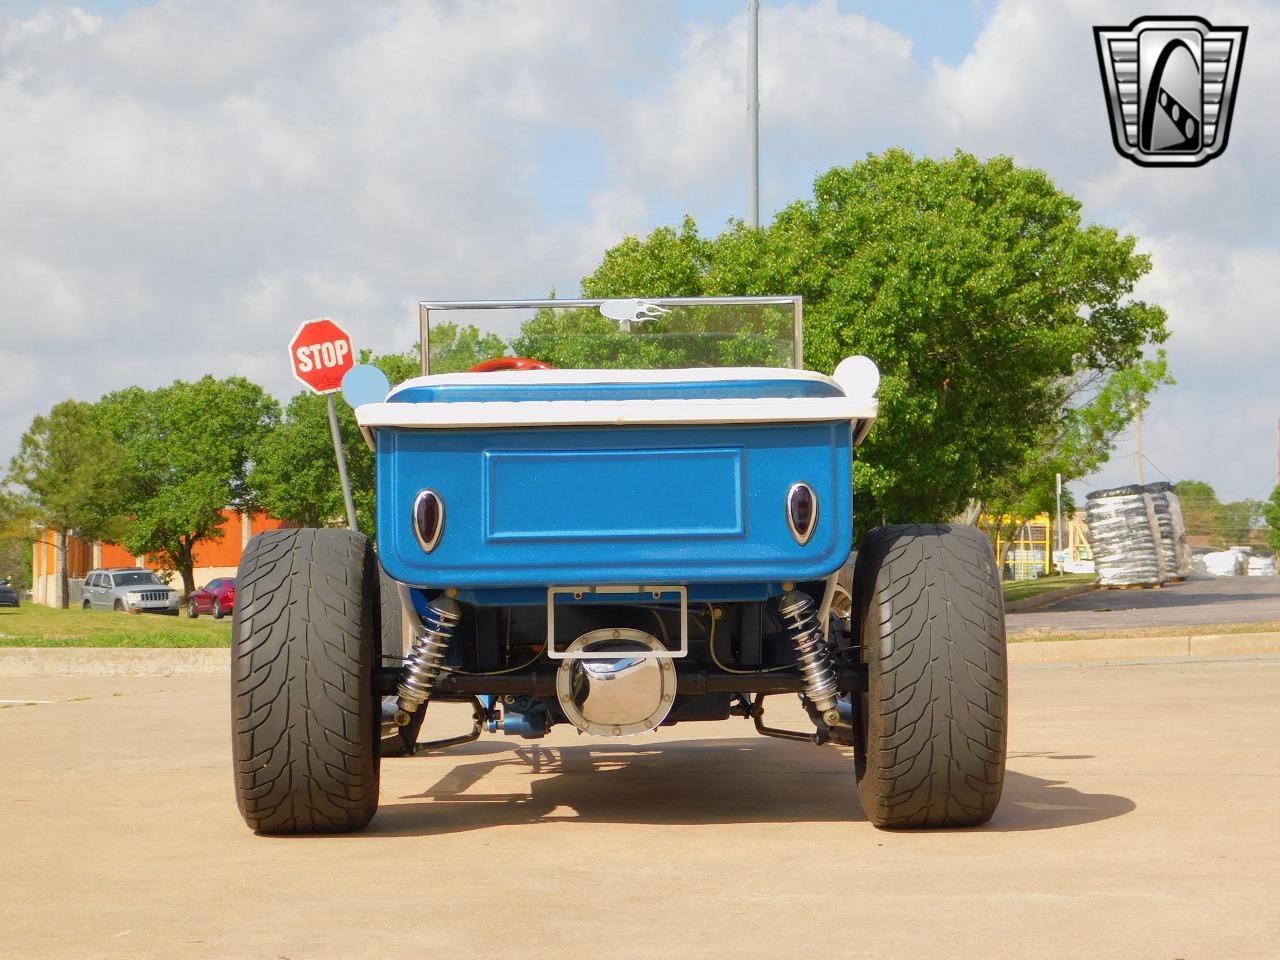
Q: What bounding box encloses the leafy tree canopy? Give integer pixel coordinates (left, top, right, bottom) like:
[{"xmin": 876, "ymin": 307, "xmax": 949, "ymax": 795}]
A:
[
  {"xmin": 1265, "ymin": 487, "xmax": 1280, "ymax": 553},
  {"xmin": 1218, "ymin": 499, "xmax": 1263, "ymax": 548},
  {"xmin": 428, "ymin": 321, "xmax": 506, "ymax": 374},
  {"xmin": 981, "ymin": 354, "xmax": 1171, "ymax": 545},
  {"xmin": 4, "ymin": 400, "xmax": 128, "ymax": 603},
  {"xmin": 6, "ymin": 399, "xmax": 127, "ymax": 544},
  {"xmin": 0, "ymin": 489, "xmax": 36, "ymax": 589},
  {"xmin": 250, "ymin": 344, "xmax": 439, "ymax": 536},
  {"xmin": 564, "ymin": 150, "xmax": 1169, "ymax": 523},
  {"xmin": 1173, "ymin": 479, "xmax": 1264, "ymax": 547},
  {"xmin": 97, "ymin": 376, "xmax": 279, "ymax": 595},
  {"xmin": 1173, "ymin": 479, "xmax": 1224, "ymax": 542}
]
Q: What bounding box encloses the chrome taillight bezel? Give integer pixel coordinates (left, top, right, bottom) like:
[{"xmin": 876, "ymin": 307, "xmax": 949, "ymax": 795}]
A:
[
  {"xmin": 411, "ymin": 489, "xmax": 445, "ymax": 552},
  {"xmin": 785, "ymin": 481, "xmax": 818, "ymax": 545}
]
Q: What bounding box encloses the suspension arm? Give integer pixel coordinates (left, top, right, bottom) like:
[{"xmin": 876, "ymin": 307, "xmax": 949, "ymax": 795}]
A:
[{"xmin": 376, "ymin": 663, "xmax": 866, "ymax": 698}]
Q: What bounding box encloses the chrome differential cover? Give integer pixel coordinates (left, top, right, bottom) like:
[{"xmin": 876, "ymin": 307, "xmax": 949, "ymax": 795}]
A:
[{"xmin": 555, "ymin": 629, "xmax": 675, "ymax": 737}]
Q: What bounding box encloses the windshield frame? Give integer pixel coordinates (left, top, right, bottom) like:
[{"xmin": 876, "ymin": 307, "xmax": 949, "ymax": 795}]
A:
[{"xmin": 417, "ymin": 296, "xmax": 803, "ymax": 376}]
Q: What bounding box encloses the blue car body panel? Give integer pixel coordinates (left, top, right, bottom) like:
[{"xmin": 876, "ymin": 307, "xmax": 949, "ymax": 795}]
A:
[{"xmin": 376, "ymin": 421, "xmax": 852, "ymax": 593}]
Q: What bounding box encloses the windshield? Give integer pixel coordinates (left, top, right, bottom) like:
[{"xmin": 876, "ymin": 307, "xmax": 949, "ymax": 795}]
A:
[
  {"xmin": 421, "ymin": 297, "xmax": 801, "ymax": 374},
  {"xmin": 115, "ymin": 571, "xmax": 162, "ymax": 587}
]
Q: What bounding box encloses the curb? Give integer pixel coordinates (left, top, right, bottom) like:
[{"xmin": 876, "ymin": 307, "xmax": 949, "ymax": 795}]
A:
[
  {"xmin": 0, "ymin": 647, "xmax": 231, "ymax": 677},
  {"xmin": 1007, "ymin": 631, "xmax": 1280, "ymax": 664},
  {"xmin": 1004, "ymin": 582, "xmax": 1098, "ymax": 614},
  {"xmin": 4, "ymin": 633, "xmax": 1280, "ymax": 675}
]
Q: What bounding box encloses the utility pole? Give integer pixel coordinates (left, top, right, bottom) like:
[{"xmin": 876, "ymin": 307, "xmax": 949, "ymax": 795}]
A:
[
  {"xmin": 1135, "ymin": 405, "xmax": 1145, "ymax": 485},
  {"xmin": 1275, "ymin": 417, "xmax": 1279, "ymax": 490},
  {"xmin": 747, "ymin": 0, "xmax": 760, "ymax": 228},
  {"xmin": 1055, "ymin": 472, "xmax": 1064, "ymax": 576}
]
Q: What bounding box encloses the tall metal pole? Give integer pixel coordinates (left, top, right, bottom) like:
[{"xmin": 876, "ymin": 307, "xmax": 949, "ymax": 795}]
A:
[
  {"xmin": 419, "ymin": 303, "xmax": 431, "ymax": 376},
  {"xmin": 1134, "ymin": 405, "xmax": 1145, "ymax": 485},
  {"xmin": 1055, "ymin": 472, "xmax": 1064, "ymax": 577},
  {"xmin": 326, "ymin": 394, "xmax": 359, "ymax": 532},
  {"xmin": 747, "ymin": 0, "xmax": 760, "ymax": 228}
]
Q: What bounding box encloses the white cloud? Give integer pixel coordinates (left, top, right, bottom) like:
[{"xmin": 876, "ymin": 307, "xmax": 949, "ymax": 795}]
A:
[
  {"xmin": 2, "ymin": 6, "xmax": 99, "ymax": 52},
  {"xmin": 0, "ymin": 0, "xmax": 646, "ymax": 455},
  {"xmin": 619, "ymin": 0, "xmax": 923, "ymax": 214},
  {"xmin": 1, "ymin": 0, "xmax": 1276, "ymax": 505},
  {"xmin": 927, "ymin": 0, "xmax": 1280, "ymax": 500},
  {"xmin": 1105, "ymin": 233, "xmax": 1280, "ymax": 499}
]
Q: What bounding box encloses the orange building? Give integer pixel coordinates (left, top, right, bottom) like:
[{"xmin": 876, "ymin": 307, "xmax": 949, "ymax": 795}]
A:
[{"xmin": 31, "ymin": 510, "xmax": 295, "ymax": 607}]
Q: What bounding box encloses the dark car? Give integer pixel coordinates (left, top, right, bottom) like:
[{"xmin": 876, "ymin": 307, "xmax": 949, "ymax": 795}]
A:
[
  {"xmin": 0, "ymin": 581, "xmax": 19, "ymax": 607},
  {"xmin": 186, "ymin": 577, "xmax": 235, "ymax": 619}
]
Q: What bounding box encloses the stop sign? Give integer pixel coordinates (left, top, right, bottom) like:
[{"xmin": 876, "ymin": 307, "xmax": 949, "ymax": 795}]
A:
[{"xmin": 290, "ymin": 318, "xmax": 355, "ymax": 394}]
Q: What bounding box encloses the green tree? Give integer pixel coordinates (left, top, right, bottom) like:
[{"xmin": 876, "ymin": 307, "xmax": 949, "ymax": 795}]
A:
[
  {"xmin": 97, "ymin": 377, "xmax": 279, "ymax": 596},
  {"xmin": 5, "ymin": 401, "xmax": 127, "ymax": 606},
  {"xmin": 250, "ymin": 345, "xmax": 434, "ymax": 536},
  {"xmin": 1265, "ymin": 486, "xmax": 1280, "ymax": 553},
  {"xmin": 514, "ymin": 225, "xmax": 793, "ymax": 368},
  {"xmin": 0, "ymin": 489, "xmax": 37, "ymax": 590},
  {"xmin": 980, "ymin": 355, "xmax": 1172, "ymax": 571},
  {"xmin": 568, "ymin": 150, "xmax": 1169, "ymax": 525},
  {"xmin": 428, "ymin": 321, "xmax": 507, "ymax": 373},
  {"xmin": 1173, "ymin": 480, "xmax": 1224, "ymax": 543},
  {"xmin": 1219, "ymin": 499, "xmax": 1263, "ymax": 547}
]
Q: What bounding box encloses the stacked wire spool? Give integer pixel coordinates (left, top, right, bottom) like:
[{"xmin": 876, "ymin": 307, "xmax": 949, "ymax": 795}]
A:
[
  {"xmin": 1161, "ymin": 487, "xmax": 1192, "ymax": 576},
  {"xmin": 1084, "ymin": 484, "xmax": 1167, "ymax": 587},
  {"xmin": 1143, "ymin": 482, "xmax": 1190, "ymax": 579}
]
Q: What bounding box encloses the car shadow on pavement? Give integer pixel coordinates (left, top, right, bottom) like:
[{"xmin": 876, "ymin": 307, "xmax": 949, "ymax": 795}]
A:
[{"xmin": 367, "ymin": 737, "xmax": 1135, "ymax": 837}]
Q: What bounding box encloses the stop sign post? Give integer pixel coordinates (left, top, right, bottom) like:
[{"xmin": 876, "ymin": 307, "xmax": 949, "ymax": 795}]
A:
[{"xmin": 289, "ymin": 318, "xmax": 359, "ymax": 531}]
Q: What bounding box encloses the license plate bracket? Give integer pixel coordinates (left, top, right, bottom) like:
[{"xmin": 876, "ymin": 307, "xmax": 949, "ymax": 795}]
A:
[{"xmin": 545, "ymin": 585, "xmax": 688, "ymax": 659}]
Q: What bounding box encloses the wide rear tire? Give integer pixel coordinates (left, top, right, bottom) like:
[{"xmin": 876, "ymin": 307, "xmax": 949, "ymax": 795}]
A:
[
  {"xmin": 231, "ymin": 528, "xmax": 381, "ymax": 834},
  {"xmin": 852, "ymin": 523, "xmax": 1007, "ymax": 828}
]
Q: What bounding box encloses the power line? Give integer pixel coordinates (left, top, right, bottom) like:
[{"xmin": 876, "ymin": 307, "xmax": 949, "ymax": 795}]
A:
[{"xmin": 1141, "ymin": 452, "xmax": 1171, "ymax": 482}]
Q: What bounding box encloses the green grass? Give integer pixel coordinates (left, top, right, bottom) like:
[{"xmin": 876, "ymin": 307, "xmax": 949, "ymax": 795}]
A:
[
  {"xmin": 0, "ymin": 605, "xmax": 231, "ymax": 647},
  {"xmin": 1009, "ymin": 619, "xmax": 1280, "ymax": 643},
  {"xmin": 1001, "ymin": 572, "xmax": 1096, "ymax": 605}
]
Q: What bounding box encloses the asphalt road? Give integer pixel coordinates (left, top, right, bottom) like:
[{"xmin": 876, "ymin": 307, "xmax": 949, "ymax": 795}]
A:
[
  {"xmin": 2, "ymin": 659, "xmax": 1279, "ymax": 959},
  {"xmin": 1009, "ymin": 573, "xmax": 1280, "ymax": 634}
]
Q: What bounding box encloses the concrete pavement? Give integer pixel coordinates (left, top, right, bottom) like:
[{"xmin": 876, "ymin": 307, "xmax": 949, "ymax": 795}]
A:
[
  {"xmin": 6, "ymin": 631, "xmax": 1280, "ymax": 677},
  {"xmin": 1009, "ymin": 574, "xmax": 1280, "ymax": 634},
  {"xmin": 1, "ymin": 659, "xmax": 1278, "ymax": 959}
]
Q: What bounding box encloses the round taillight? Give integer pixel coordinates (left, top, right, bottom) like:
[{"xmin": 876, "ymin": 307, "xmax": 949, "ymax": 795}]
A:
[
  {"xmin": 786, "ymin": 482, "xmax": 817, "ymax": 545},
  {"xmin": 412, "ymin": 490, "xmax": 444, "ymax": 552}
]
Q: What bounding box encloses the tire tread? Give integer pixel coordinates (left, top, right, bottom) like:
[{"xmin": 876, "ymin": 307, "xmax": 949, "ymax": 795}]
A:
[
  {"xmin": 855, "ymin": 523, "xmax": 1007, "ymax": 828},
  {"xmin": 230, "ymin": 528, "xmax": 379, "ymax": 835}
]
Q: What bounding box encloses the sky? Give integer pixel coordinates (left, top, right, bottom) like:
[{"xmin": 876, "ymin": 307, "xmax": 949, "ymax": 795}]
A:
[{"xmin": 1, "ymin": 0, "xmax": 1277, "ymax": 506}]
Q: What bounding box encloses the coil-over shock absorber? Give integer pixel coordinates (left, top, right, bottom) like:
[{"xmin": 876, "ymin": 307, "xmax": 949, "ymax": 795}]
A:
[
  {"xmin": 778, "ymin": 590, "xmax": 842, "ymax": 727},
  {"xmin": 396, "ymin": 596, "xmax": 461, "ymax": 721}
]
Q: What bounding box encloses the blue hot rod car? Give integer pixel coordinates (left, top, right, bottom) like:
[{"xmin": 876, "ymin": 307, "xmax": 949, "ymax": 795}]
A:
[{"xmin": 230, "ymin": 297, "xmax": 1007, "ymax": 834}]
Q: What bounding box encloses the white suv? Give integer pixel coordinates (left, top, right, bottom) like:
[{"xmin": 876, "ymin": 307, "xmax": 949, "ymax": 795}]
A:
[{"xmin": 82, "ymin": 568, "xmax": 180, "ymax": 615}]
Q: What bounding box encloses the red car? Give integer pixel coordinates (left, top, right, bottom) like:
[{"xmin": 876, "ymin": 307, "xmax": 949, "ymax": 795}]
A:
[{"xmin": 186, "ymin": 577, "xmax": 235, "ymax": 619}]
